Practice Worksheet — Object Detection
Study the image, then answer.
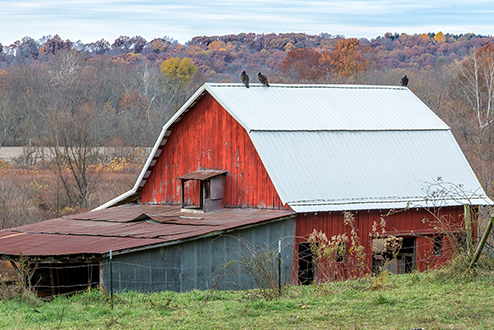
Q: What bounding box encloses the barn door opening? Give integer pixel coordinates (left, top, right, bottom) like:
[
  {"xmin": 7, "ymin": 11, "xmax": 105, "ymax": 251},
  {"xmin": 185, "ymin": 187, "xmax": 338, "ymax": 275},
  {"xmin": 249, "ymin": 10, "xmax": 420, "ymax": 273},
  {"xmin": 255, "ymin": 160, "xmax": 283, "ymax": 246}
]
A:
[
  {"xmin": 372, "ymin": 236, "xmax": 416, "ymax": 274},
  {"xmin": 298, "ymin": 242, "xmax": 314, "ymax": 285},
  {"xmin": 397, "ymin": 237, "xmax": 416, "ymax": 274}
]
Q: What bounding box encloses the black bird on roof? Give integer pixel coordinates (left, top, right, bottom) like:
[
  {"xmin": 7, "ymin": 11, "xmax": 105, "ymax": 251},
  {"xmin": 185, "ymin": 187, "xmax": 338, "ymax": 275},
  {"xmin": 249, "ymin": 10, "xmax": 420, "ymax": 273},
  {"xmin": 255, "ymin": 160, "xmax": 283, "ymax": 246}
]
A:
[
  {"xmin": 240, "ymin": 71, "xmax": 249, "ymax": 88},
  {"xmin": 257, "ymin": 72, "xmax": 270, "ymax": 87},
  {"xmin": 400, "ymin": 75, "xmax": 409, "ymax": 87}
]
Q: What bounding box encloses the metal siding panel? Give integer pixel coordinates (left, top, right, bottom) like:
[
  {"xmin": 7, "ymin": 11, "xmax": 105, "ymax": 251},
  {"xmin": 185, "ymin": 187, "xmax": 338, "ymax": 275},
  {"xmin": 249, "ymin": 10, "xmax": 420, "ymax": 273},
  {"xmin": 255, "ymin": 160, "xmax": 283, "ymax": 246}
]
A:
[
  {"xmin": 103, "ymin": 218, "xmax": 296, "ymax": 292},
  {"xmin": 293, "ymin": 206, "xmax": 464, "ymax": 280}
]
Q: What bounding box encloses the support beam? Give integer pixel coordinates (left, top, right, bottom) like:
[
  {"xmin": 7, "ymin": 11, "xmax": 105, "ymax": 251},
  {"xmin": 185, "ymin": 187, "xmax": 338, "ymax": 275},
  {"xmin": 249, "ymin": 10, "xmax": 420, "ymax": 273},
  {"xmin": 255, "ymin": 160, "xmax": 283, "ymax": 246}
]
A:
[{"xmin": 470, "ymin": 214, "xmax": 494, "ymax": 267}]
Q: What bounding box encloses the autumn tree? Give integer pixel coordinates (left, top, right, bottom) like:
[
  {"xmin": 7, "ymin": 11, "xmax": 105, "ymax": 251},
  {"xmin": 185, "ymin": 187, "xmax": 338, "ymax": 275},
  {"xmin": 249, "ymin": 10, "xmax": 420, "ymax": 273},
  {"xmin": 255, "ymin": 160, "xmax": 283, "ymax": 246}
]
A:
[
  {"xmin": 453, "ymin": 42, "xmax": 494, "ymax": 195},
  {"xmin": 281, "ymin": 48, "xmax": 324, "ymax": 83},
  {"xmin": 45, "ymin": 50, "xmax": 104, "ymax": 208},
  {"xmin": 39, "ymin": 35, "xmax": 73, "ymax": 56},
  {"xmin": 321, "ymin": 38, "xmax": 375, "ymax": 81},
  {"xmin": 47, "ymin": 105, "xmax": 96, "ymax": 208},
  {"xmin": 159, "ymin": 57, "xmax": 198, "ymax": 111},
  {"xmin": 434, "ymin": 31, "xmax": 446, "ymax": 44},
  {"xmin": 458, "ymin": 42, "xmax": 494, "ymax": 139},
  {"xmin": 0, "ymin": 71, "xmax": 17, "ymax": 149}
]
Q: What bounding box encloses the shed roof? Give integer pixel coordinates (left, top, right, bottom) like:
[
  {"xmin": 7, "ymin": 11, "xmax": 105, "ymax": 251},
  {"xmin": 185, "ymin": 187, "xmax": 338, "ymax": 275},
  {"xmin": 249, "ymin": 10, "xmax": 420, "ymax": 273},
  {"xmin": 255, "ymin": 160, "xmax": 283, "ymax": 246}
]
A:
[
  {"xmin": 177, "ymin": 169, "xmax": 227, "ymax": 181},
  {"xmin": 95, "ymin": 83, "xmax": 492, "ymax": 212},
  {"xmin": 0, "ymin": 204, "xmax": 295, "ymax": 257}
]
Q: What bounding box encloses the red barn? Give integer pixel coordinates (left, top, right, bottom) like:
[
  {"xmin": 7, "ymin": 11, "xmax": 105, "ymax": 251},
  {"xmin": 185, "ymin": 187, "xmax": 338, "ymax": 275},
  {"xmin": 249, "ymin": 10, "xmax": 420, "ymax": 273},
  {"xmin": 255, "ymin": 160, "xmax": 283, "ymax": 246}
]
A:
[
  {"xmin": 1, "ymin": 83, "xmax": 491, "ymax": 293},
  {"xmin": 97, "ymin": 83, "xmax": 491, "ymax": 282}
]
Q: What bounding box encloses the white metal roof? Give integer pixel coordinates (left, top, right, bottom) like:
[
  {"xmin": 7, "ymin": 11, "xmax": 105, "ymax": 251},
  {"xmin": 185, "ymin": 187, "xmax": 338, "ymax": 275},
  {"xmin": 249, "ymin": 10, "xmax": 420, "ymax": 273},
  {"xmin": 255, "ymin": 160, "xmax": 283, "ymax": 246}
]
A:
[
  {"xmin": 250, "ymin": 130, "xmax": 491, "ymax": 212},
  {"xmin": 207, "ymin": 83, "xmax": 449, "ymax": 131},
  {"xmin": 96, "ymin": 83, "xmax": 492, "ymax": 212}
]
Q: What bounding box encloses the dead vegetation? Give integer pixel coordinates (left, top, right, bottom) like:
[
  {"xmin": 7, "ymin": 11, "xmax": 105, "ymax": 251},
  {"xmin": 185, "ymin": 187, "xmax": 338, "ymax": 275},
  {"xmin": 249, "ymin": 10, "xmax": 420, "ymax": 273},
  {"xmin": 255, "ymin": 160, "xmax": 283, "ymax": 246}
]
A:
[{"xmin": 0, "ymin": 149, "xmax": 143, "ymax": 229}]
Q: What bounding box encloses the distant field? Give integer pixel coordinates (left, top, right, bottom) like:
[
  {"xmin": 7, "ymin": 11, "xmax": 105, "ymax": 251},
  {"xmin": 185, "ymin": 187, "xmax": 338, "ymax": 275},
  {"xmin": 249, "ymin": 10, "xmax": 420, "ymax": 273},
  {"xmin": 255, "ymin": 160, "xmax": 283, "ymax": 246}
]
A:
[
  {"xmin": 0, "ymin": 147, "xmax": 150, "ymax": 163},
  {"xmin": 0, "ymin": 147, "xmax": 23, "ymax": 162}
]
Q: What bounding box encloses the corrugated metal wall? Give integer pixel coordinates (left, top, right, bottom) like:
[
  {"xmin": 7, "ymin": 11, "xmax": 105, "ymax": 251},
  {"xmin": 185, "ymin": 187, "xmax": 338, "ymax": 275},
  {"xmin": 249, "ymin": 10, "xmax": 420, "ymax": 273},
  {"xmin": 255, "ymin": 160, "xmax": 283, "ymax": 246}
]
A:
[
  {"xmin": 140, "ymin": 94, "xmax": 285, "ymax": 209},
  {"xmin": 102, "ymin": 218, "xmax": 296, "ymax": 292},
  {"xmin": 294, "ymin": 206, "xmax": 467, "ymax": 281}
]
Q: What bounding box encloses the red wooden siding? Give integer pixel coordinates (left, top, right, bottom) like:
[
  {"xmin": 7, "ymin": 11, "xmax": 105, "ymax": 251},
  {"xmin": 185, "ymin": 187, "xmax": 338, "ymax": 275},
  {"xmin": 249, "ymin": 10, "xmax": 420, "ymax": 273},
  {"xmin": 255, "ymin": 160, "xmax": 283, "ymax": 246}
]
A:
[
  {"xmin": 293, "ymin": 206, "xmax": 468, "ymax": 282},
  {"xmin": 139, "ymin": 93, "xmax": 286, "ymax": 209}
]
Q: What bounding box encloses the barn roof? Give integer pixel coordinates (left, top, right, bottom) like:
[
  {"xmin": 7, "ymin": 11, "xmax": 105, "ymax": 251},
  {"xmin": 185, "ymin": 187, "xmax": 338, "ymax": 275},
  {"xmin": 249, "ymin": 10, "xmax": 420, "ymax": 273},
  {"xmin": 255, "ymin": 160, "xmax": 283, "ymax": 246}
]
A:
[{"xmin": 96, "ymin": 83, "xmax": 492, "ymax": 212}]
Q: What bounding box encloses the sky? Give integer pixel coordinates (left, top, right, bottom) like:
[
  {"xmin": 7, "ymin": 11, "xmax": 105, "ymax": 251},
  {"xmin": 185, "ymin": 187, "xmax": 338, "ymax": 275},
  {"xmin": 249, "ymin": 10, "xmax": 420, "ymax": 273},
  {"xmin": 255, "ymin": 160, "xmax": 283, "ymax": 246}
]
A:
[{"xmin": 1, "ymin": 0, "xmax": 494, "ymax": 46}]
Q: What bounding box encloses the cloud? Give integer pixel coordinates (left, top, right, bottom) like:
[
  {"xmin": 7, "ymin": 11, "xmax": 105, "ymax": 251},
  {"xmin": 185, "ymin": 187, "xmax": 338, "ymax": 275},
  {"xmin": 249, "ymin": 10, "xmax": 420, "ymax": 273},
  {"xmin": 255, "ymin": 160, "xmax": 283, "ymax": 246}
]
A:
[{"xmin": 0, "ymin": 0, "xmax": 492, "ymax": 46}]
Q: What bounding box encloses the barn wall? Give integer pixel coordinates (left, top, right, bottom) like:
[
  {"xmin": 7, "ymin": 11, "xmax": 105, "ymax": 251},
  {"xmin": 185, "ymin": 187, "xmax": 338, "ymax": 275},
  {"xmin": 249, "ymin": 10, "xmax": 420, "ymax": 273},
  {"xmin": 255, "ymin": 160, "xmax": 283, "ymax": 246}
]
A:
[
  {"xmin": 294, "ymin": 206, "xmax": 467, "ymax": 281},
  {"xmin": 140, "ymin": 94, "xmax": 286, "ymax": 209},
  {"xmin": 101, "ymin": 218, "xmax": 296, "ymax": 293}
]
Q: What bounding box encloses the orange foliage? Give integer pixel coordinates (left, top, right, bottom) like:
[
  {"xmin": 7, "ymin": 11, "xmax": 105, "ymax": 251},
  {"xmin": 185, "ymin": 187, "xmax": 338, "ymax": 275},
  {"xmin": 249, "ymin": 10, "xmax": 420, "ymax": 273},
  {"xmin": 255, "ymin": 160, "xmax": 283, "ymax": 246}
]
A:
[
  {"xmin": 322, "ymin": 38, "xmax": 375, "ymax": 79},
  {"xmin": 434, "ymin": 32, "xmax": 446, "ymax": 44},
  {"xmin": 281, "ymin": 48, "xmax": 324, "ymax": 82},
  {"xmin": 120, "ymin": 91, "xmax": 149, "ymax": 112}
]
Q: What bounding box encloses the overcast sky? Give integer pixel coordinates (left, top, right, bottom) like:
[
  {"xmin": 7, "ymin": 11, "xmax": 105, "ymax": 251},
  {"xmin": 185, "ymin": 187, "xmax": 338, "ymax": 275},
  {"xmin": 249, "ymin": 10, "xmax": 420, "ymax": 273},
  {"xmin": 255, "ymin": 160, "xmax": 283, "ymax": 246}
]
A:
[{"xmin": 1, "ymin": 0, "xmax": 494, "ymax": 46}]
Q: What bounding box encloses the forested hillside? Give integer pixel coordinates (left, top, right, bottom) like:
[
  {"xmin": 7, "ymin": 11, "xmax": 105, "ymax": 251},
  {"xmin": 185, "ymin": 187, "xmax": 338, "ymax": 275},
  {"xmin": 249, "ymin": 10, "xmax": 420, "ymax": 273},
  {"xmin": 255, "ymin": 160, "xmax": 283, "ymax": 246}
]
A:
[{"xmin": 1, "ymin": 31, "xmax": 494, "ymax": 199}]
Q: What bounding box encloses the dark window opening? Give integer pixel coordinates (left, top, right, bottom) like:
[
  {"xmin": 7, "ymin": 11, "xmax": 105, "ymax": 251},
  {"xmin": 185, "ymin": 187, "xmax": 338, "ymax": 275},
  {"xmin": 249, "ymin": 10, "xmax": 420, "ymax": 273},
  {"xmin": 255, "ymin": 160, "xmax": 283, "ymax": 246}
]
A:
[
  {"xmin": 404, "ymin": 255, "xmax": 414, "ymax": 273},
  {"xmin": 456, "ymin": 232, "xmax": 467, "ymax": 252},
  {"xmin": 399, "ymin": 237, "xmax": 416, "ymax": 274},
  {"xmin": 178, "ymin": 170, "xmax": 226, "ymax": 213},
  {"xmin": 433, "ymin": 235, "xmax": 443, "ymax": 256},
  {"xmin": 298, "ymin": 242, "xmax": 314, "ymax": 285},
  {"xmin": 204, "ymin": 180, "xmax": 211, "ymax": 199},
  {"xmin": 336, "ymin": 242, "xmax": 346, "ymax": 262}
]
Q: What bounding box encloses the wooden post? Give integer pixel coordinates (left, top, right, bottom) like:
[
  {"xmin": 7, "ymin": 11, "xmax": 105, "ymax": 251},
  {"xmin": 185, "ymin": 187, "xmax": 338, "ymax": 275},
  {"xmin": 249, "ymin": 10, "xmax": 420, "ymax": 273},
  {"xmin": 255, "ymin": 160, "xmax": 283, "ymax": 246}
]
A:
[
  {"xmin": 470, "ymin": 214, "xmax": 494, "ymax": 267},
  {"xmin": 199, "ymin": 180, "xmax": 204, "ymax": 210},
  {"xmin": 464, "ymin": 204, "xmax": 473, "ymax": 255},
  {"xmin": 180, "ymin": 180, "xmax": 185, "ymax": 208},
  {"xmin": 48, "ymin": 266, "xmax": 56, "ymax": 296}
]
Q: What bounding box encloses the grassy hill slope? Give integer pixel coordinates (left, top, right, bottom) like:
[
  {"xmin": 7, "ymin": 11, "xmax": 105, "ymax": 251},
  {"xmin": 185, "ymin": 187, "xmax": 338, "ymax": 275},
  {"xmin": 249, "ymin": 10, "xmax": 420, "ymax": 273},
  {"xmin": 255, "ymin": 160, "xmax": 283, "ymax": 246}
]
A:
[{"xmin": 1, "ymin": 265, "xmax": 494, "ymax": 329}]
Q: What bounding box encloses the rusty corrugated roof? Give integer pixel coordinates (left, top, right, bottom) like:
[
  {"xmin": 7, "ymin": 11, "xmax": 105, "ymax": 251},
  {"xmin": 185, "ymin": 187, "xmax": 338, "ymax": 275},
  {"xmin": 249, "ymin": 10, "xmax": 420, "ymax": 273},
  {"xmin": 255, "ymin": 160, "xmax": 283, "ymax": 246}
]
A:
[
  {"xmin": 177, "ymin": 169, "xmax": 227, "ymax": 181},
  {"xmin": 0, "ymin": 204, "xmax": 295, "ymax": 257}
]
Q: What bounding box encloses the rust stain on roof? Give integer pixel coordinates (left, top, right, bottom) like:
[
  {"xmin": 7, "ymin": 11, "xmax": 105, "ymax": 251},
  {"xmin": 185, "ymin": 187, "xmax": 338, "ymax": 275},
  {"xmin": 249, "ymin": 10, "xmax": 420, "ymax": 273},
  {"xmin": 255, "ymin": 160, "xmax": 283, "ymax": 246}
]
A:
[
  {"xmin": 177, "ymin": 169, "xmax": 227, "ymax": 181},
  {"xmin": 0, "ymin": 204, "xmax": 295, "ymax": 257}
]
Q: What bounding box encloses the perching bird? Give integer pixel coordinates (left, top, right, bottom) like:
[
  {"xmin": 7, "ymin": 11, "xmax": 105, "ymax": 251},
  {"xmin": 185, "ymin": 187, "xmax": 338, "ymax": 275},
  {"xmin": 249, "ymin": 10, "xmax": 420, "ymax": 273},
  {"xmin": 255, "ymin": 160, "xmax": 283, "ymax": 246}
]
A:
[
  {"xmin": 240, "ymin": 71, "xmax": 249, "ymax": 88},
  {"xmin": 257, "ymin": 72, "xmax": 270, "ymax": 87},
  {"xmin": 400, "ymin": 75, "xmax": 409, "ymax": 87}
]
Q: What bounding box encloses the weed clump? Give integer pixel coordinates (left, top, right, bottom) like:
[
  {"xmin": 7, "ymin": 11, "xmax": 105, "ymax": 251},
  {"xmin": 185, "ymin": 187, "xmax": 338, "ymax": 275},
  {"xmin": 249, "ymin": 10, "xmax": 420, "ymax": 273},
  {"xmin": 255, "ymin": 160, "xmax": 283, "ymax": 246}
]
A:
[{"xmin": 0, "ymin": 255, "xmax": 40, "ymax": 307}]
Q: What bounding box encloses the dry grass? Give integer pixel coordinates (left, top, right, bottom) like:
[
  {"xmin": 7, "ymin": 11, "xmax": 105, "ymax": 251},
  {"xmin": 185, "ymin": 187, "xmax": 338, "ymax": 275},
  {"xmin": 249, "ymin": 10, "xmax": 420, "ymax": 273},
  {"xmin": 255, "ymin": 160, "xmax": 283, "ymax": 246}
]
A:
[{"xmin": 0, "ymin": 158, "xmax": 141, "ymax": 229}]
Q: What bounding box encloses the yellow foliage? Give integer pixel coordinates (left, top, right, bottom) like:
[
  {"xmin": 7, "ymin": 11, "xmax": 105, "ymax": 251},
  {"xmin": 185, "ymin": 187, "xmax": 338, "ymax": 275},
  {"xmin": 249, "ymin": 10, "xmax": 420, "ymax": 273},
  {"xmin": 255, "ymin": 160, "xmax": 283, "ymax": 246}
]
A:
[
  {"xmin": 434, "ymin": 31, "xmax": 446, "ymax": 43},
  {"xmin": 160, "ymin": 57, "xmax": 198, "ymax": 85},
  {"xmin": 102, "ymin": 101, "xmax": 116, "ymax": 116},
  {"xmin": 151, "ymin": 39, "xmax": 168, "ymax": 53},
  {"xmin": 225, "ymin": 42, "xmax": 237, "ymax": 52},
  {"xmin": 111, "ymin": 58, "xmax": 126, "ymax": 65},
  {"xmin": 208, "ymin": 40, "xmax": 226, "ymax": 51},
  {"xmin": 0, "ymin": 159, "xmax": 10, "ymax": 168},
  {"xmin": 420, "ymin": 33, "xmax": 430, "ymax": 44},
  {"xmin": 284, "ymin": 42, "xmax": 295, "ymax": 52},
  {"xmin": 93, "ymin": 147, "xmax": 147, "ymax": 173}
]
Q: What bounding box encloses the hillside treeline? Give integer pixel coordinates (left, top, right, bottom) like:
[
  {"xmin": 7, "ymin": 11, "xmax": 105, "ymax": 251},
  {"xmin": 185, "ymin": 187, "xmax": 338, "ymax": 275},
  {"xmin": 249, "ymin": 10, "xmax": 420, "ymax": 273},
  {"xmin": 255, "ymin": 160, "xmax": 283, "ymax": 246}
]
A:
[{"xmin": 1, "ymin": 31, "xmax": 494, "ymax": 199}]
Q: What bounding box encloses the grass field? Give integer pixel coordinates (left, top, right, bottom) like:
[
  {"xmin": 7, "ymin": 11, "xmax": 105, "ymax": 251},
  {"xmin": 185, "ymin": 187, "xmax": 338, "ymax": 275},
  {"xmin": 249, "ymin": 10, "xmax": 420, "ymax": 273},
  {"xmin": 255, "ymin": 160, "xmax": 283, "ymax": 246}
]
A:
[{"xmin": 1, "ymin": 266, "xmax": 494, "ymax": 330}]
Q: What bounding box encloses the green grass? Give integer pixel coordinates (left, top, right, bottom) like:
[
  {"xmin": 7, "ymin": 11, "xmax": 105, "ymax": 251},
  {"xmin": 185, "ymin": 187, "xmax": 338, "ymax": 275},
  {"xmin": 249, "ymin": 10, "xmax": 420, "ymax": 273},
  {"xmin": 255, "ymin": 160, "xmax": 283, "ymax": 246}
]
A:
[{"xmin": 2, "ymin": 269, "xmax": 494, "ymax": 329}]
